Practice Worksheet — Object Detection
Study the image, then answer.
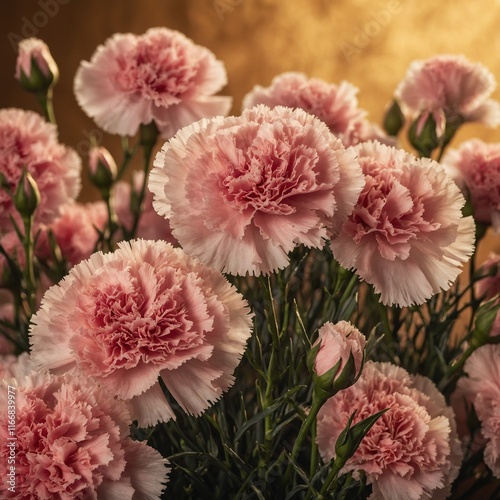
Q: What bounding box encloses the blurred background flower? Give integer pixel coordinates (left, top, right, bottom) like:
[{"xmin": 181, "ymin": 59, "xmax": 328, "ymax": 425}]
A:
[{"xmin": 1, "ymin": 0, "xmax": 498, "ymax": 259}]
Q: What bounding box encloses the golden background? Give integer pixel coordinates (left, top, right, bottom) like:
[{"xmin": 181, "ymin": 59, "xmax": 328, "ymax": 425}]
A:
[{"xmin": 1, "ymin": 0, "xmax": 500, "ymax": 260}]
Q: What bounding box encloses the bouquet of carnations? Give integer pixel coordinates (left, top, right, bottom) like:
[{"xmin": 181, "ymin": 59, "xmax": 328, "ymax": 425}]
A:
[{"xmin": 1, "ymin": 27, "xmax": 500, "ymax": 499}]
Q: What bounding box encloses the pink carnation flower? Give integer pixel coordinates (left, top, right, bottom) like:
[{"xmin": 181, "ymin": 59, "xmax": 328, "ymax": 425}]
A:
[
  {"xmin": 317, "ymin": 361, "xmax": 463, "ymax": 500},
  {"xmin": 149, "ymin": 105, "xmax": 365, "ymax": 275},
  {"xmin": 242, "ymin": 72, "xmax": 393, "ymax": 147},
  {"xmin": 442, "ymin": 139, "xmax": 500, "ymax": 232},
  {"xmin": 0, "ymin": 366, "xmax": 168, "ymax": 498},
  {"xmin": 114, "ymin": 170, "xmax": 178, "ymax": 245},
  {"xmin": 454, "ymin": 344, "xmax": 500, "ymax": 478},
  {"xmin": 330, "ymin": 141, "xmax": 475, "ymax": 307},
  {"xmin": 30, "ymin": 239, "xmax": 253, "ymax": 426},
  {"xmin": 395, "ymin": 55, "xmax": 500, "ymax": 137},
  {"xmin": 0, "ymin": 108, "xmax": 81, "ymax": 232},
  {"xmin": 36, "ymin": 201, "xmax": 108, "ymax": 267},
  {"xmin": 74, "ymin": 27, "xmax": 232, "ymax": 139}
]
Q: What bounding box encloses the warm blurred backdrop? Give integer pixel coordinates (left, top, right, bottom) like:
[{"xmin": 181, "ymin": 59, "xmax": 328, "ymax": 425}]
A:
[{"xmin": 1, "ymin": 0, "xmax": 500, "ymax": 260}]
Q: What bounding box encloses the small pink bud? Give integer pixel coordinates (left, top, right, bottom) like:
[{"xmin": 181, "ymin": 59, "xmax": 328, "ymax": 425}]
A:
[
  {"xmin": 15, "ymin": 38, "xmax": 59, "ymax": 92},
  {"xmin": 308, "ymin": 321, "xmax": 365, "ymax": 397},
  {"xmin": 88, "ymin": 146, "xmax": 117, "ymax": 190}
]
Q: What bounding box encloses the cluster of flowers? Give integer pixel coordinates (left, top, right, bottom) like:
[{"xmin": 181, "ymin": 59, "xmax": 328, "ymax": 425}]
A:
[{"xmin": 2, "ymin": 27, "xmax": 500, "ymax": 499}]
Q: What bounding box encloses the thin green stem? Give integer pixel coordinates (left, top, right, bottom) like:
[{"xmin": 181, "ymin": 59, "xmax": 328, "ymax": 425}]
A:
[
  {"xmin": 319, "ymin": 458, "xmax": 344, "ymax": 496},
  {"xmin": 35, "ymin": 89, "xmax": 56, "ymax": 124},
  {"xmin": 116, "ymin": 138, "xmax": 139, "ymax": 181},
  {"xmin": 128, "ymin": 144, "xmax": 155, "ymax": 239},
  {"xmin": 285, "ymin": 394, "xmax": 324, "ymax": 482},
  {"xmin": 103, "ymin": 188, "xmax": 118, "ymax": 252},
  {"xmin": 309, "ymin": 417, "xmax": 318, "ymax": 478},
  {"xmin": 376, "ymin": 299, "xmax": 394, "ymax": 345},
  {"xmin": 22, "ymin": 214, "xmax": 37, "ymax": 318}
]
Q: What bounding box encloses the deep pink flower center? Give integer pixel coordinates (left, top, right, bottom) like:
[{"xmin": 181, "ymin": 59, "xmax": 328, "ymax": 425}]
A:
[
  {"xmin": 217, "ymin": 133, "xmax": 319, "ymax": 216},
  {"xmin": 346, "ymin": 166, "xmax": 425, "ymax": 259},
  {"xmin": 74, "ymin": 266, "xmax": 206, "ymax": 372},
  {"xmin": 113, "ymin": 35, "xmax": 199, "ymax": 102}
]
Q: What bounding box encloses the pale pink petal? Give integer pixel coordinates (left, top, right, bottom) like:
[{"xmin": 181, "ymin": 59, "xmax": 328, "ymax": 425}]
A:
[{"xmin": 121, "ymin": 440, "xmax": 169, "ymax": 500}]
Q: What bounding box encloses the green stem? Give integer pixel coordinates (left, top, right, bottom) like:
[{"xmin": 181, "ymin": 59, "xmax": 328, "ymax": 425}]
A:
[
  {"xmin": 319, "ymin": 458, "xmax": 344, "ymax": 496},
  {"xmin": 35, "ymin": 88, "xmax": 56, "ymax": 124},
  {"xmin": 376, "ymin": 299, "xmax": 394, "ymax": 345},
  {"xmin": 263, "ymin": 347, "xmax": 277, "ymax": 453},
  {"xmin": 309, "ymin": 416, "xmax": 318, "ymax": 478},
  {"xmin": 116, "ymin": 138, "xmax": 138, "ymax": 181},
  {"xmin": 129, "ymin": 143, "xmax": 155, "ymax": 239},
  {"xmin": 103, "ymin": 188, "xmax": 118, "ymax": 252},
  {"xmin": 285, "ymin": 394, "xmax": 324, "ymax": 482}
]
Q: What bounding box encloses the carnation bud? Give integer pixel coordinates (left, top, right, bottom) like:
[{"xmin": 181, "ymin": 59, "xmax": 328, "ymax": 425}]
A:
[
  {"xmin": 383, "ymin": 100, "xmax": 405, "ymax": 136},
  {"xmin": 15, "ymin": 38, "xmax": 59, "ymax": 93},
  {"xmin": 88, "ymin": 146, "xmax": 117, "ymax": 191},
  {"xmin": 139, "ymin": 120, "xmax": 159, "ymax": 148},
  {"xmin": 14, "ymin": 168, "xmax": 40, "ymax": 218},
  {"xmin": 307, "ymin": 321, "xmax": 365, "ymax": 400},
  {"xmin": 408, "ymin": 113, "xmax": 439, "ymax": 157},
  {"xmin": 334, "ymin": 408, "xmax": 388, "ymax": 468},
  {"xmin": 470, "ymin": 298, "xmax": 500, "ymax": 348}
]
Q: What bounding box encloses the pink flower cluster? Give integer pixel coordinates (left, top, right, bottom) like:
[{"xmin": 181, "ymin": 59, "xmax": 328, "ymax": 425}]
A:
[
  {"xmin": 74, "ymin": 27, "xmax": 232, "ymax": 139},
  {"xmin": 395, "ymin": 55, "xmax": 500, "ymax": 137},
  {"xmin": 330, "ymin": 141, "xmax": 475, "ymax": 307},
  {"xmin": 454, "ymin": 345, "xmax": 500, "ymax": 478},
  {"xmin": 149, "ymin": 105, "xmax": 365, "ymax": 275},
  {"xmin": 317, "ymin": 361, "xmax": 463, "ymax": 500},
  {"xmin": 30, "ymin": 239, "xmax": 253, "ymax": 426},
  {"xmin": 243, "ymin": 72, "xmax": 394, "ymax": 147},
  {"xmin": 0, "ymin": 108, "xmax": 81, "ymax": 232},
  {"xmin": 0, "ymin": 356, "xmax": 168, "ymax": 498}
]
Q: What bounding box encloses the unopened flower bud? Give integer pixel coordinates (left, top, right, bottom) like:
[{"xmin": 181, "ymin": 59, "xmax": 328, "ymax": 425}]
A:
[
  {"xmin": 88, "ymin": 146, "xmax": 117, "ymax": 191},
  {"xmin": 15, "ymin": 38, "xmax": 59, "ymax": 93},
  {"xmin": 334, "ymin": 408, "xmax": 388, "ymax": 467},
  {"xmin": 383, "ymin": 100, "xmax": 405, "ymax": 136},
  {"xmin": 470, "ymin": 298, "xmax": 500, "ymax": 348},
  {"xmin": 408, "ymin": 112, "xmax": 439, "ymax": 157},
  {"xmin": 14, "ymin": 169, "xmax": 40, "ymax": 218},
  {"xmin": 139, "ymin": 120, "xmax": 159, "ymax": 148},
  {"xmin": 308, "ymin": 321, "xmax": 365, "ymax": 400}
]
